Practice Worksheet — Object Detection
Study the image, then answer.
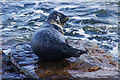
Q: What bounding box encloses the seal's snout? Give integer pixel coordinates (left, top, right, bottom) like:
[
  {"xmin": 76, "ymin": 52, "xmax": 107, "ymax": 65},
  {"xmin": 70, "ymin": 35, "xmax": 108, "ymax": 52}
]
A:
[
  {"xmin": 61, "ymin": 15, "xmax": 69, "ymax": 24},
  {"xmin": 65, "ymin": 16, "xmax": 69, "ymax": 22}
]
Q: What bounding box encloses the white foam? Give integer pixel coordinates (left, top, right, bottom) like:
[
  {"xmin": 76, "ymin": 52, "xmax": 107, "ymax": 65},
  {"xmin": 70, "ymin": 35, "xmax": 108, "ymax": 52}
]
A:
[
  {"xmin": 92, "ymin": 39, "xmax": 99, "ymax": 43},
  {"xmin": 54, "ymin": 5, "xmax": 78, "ymax": 11},
  {"xmin": 76, "ymin": 28, "xmax": 90, "ymax": 38},
  {"xmin": 34, "ymin": 10, "xmax": 49, "ymax": 16},
  {"xmin": 110, "ymin": 43, "xmax": 118, "ymax": 59},
  {"xmin": 71, "ymin": 17, "xmax": 90, "ymax": 20},
  {"xmin": 34, "ymin": 22, "xmax": 43, "ymax": 26}
]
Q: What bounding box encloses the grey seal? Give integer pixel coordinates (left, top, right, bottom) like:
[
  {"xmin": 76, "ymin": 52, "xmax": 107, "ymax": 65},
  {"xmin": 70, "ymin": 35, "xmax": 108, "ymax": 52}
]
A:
[{"xmin": 30, "ymin": 11, "xmax": 87, "ymax": 61}]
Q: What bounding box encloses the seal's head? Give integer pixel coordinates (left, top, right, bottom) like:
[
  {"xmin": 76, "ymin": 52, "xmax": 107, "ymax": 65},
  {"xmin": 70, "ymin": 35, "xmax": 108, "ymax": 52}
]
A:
[{"xmin": 47, "ymin": 11, "xmax": 69, "ymax": 30}]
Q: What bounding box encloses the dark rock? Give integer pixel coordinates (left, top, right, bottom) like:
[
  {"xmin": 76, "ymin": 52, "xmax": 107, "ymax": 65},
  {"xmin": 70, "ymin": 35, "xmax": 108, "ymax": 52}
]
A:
[{"xmin": 10, "ymin": 43, "xmax": 39, "ymax": 79}]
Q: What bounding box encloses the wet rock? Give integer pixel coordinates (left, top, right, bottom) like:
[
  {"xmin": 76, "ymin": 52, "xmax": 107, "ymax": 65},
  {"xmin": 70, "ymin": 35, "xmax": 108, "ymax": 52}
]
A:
[
  {"xmin": 0, "ymin": 52, "xmax": 2, "ymax": 80},
  {"xmin": 35, "ymin": 59, "xmax": 99, "ymax": 80},
  {"xmin": 1, "ymin": 51, "xmax": 13, "ymax": 74},
  {"xmin": 2, "ymin": 40, "xmax": 119, "ymax": 79},
  {"xmin": 10, "ymin": 43, "xmax": 39, "ymax": 79},
  {"xmin": 0, "ymin": 51, "xmax": 27, "ymax": 80},
  {"xmin": 2, "ymin": 73, "xmax": 26, "ymax": 80},
  {"xmin": 68, "ymin": 40, "xmax": 118, "ymax": 68},
  {"xmin": 67, "ymin": 40, "xmax": 119, "ymax": 78}
]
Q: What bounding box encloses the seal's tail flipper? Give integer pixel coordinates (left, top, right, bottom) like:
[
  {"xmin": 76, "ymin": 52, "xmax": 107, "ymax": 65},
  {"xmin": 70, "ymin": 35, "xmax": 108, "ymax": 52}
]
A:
[{"xmin": 61, "ymin": 43, "xmax": 87, "ymax": 57}]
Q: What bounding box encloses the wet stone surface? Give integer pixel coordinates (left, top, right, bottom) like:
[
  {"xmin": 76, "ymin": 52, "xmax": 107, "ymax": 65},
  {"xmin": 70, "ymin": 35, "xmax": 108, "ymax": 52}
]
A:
[
  {"xmin": 10, "ymin": 43, "xmax": 39, "ymax": 79},
  {"xmin": 1, "ymin": 40, "xmax": 119, "ymax": 80},
  {"xmin": 1, "ymin": 40, "xmax": 118, "ymax": 80}
]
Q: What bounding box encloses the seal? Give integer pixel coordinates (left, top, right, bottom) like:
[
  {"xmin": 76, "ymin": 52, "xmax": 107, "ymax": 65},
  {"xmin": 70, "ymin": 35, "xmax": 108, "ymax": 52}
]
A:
[{"xmin": 30, "ymin": 11, "xmax": 87, "ymax": 61}]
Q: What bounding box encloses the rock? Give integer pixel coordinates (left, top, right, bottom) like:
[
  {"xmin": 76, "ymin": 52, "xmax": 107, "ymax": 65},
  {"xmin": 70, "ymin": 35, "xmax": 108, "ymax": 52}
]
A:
[
  {"xmin": 2, "ymin": 73, "xmax": 26, "ymax": 80},
  {"xmin": 2, "ymin": 40, "xmax": 118, "ymax": 79},
  {"xmin": 0, "ymin": 51, "xmax": 28, "ymax": 80},
  {"xmin": 10, "ymin": 43, "xmax": 39, "ymax": 79},
  {"xmin": 0, "ymin": 52, "xmax": 2, "ymax": 80},
  {"xmin": 67, "ymin": 40, "xmax": 119, "ymax": 79}
]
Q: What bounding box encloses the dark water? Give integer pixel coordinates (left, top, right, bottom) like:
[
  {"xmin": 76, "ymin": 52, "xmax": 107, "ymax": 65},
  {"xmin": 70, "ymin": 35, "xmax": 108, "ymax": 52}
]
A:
[{"xmin": 0, "ymin": 1, "xmax": 119, "ymax": 60}]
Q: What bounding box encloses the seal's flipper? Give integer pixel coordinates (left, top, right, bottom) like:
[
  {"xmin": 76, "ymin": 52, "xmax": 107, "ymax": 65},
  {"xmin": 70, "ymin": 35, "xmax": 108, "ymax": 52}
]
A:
[{"xmin": 60, "ymin": 42, "xmax": 87, "ymax": 57}]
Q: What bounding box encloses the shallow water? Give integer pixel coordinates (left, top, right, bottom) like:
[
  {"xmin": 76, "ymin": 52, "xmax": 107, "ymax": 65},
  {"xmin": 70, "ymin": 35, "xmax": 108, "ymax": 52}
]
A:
[{"xmin": 0, "ymin": 1, "xmax": 119, "ymax": 61}]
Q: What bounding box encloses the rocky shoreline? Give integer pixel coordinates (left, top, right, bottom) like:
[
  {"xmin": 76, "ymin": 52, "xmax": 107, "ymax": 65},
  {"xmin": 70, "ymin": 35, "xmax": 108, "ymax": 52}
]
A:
[{"xmin": 1, "ymin": 40, "xmax": 119, "ymax": 80}]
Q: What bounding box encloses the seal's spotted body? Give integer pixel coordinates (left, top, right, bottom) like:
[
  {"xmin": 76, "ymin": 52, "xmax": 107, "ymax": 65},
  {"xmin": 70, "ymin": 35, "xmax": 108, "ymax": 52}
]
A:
[{"xmin": 30, "ymin": 11, "xmax": 86, "ymax": 61}]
